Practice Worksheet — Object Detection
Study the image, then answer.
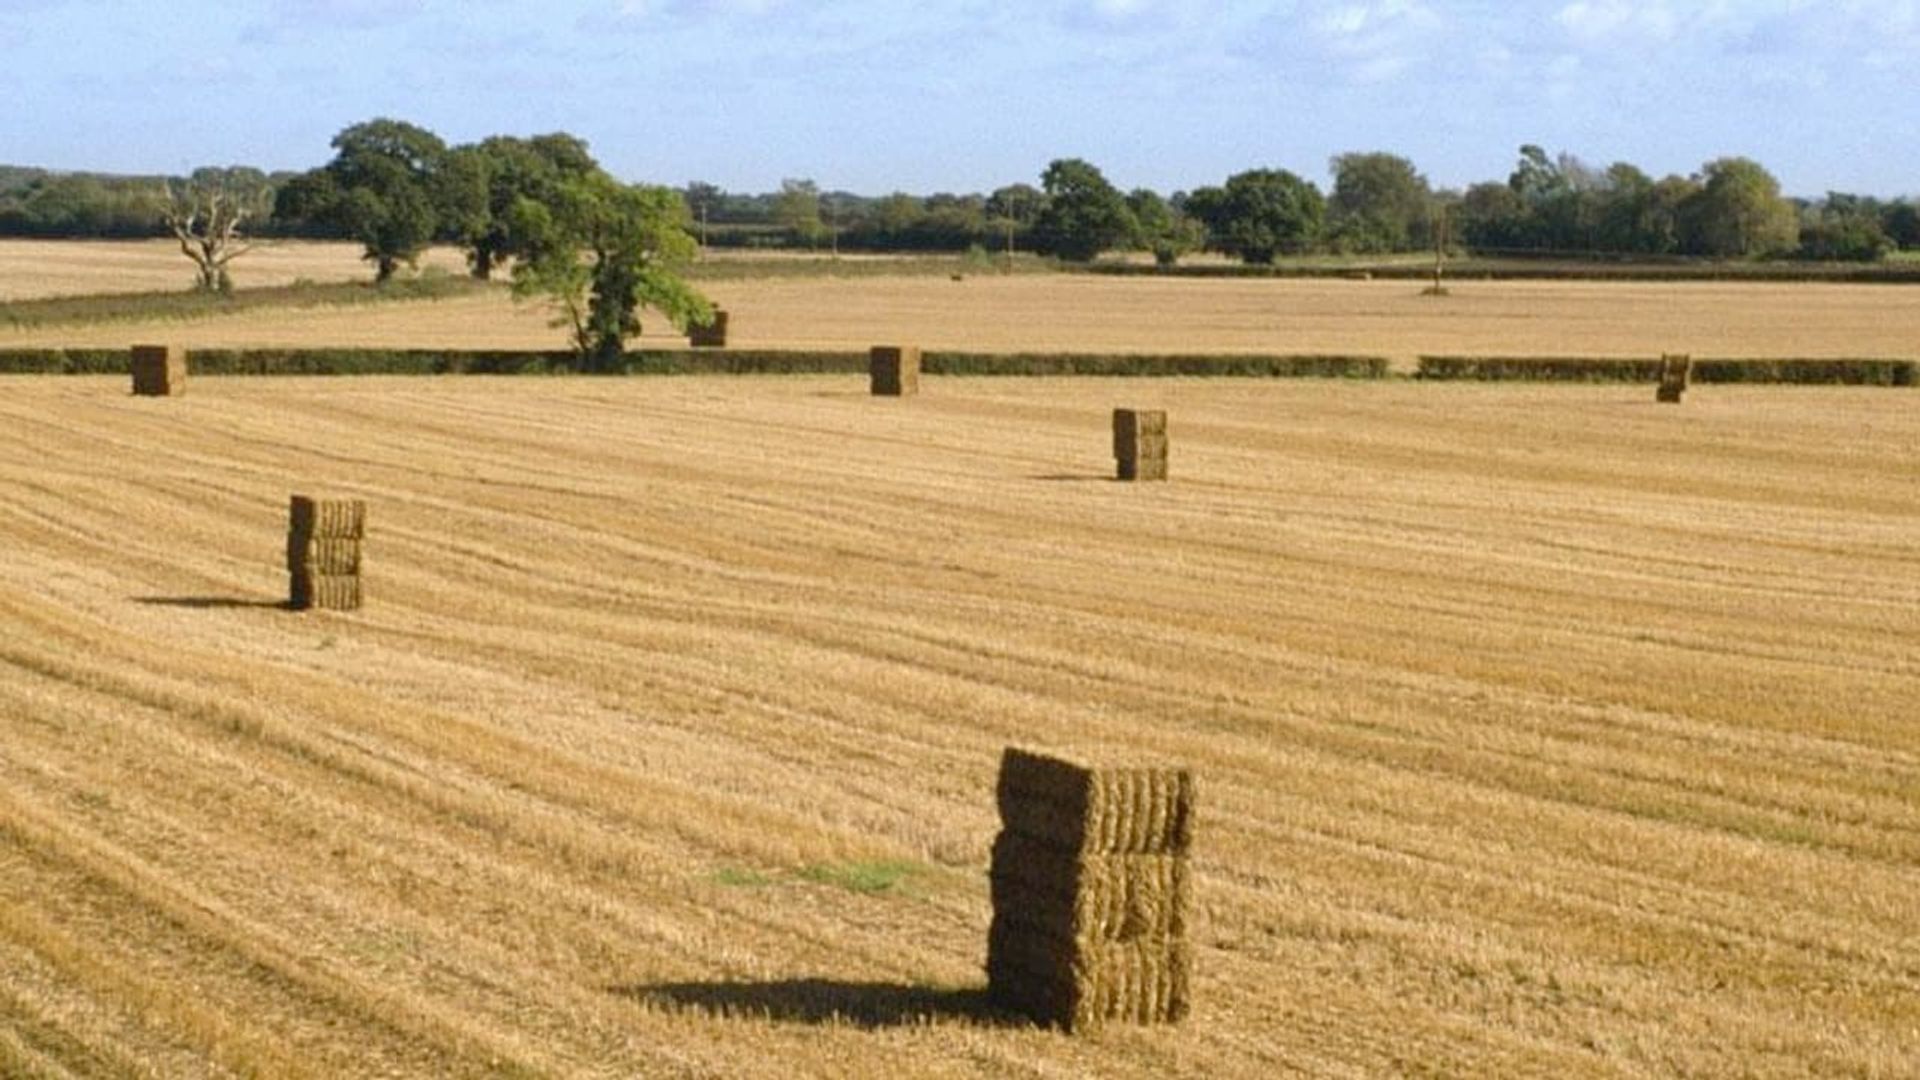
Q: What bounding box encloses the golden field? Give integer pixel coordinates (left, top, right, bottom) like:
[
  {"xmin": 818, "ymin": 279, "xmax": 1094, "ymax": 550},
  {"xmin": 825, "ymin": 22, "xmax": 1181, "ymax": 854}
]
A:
[
  {"xmin": 0, "ymin": 375, "xmax": 1915, "ymax": 1078},
  {"xmin": 4, "ymin": 241, "xmax": 1920, "ymax": 364}
]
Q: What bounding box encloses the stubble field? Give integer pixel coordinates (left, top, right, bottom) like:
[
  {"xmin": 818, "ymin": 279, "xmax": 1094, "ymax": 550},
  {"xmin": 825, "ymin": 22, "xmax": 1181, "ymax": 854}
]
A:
[
  {"xmin": 5, "ymin": 241, "xmax": 1920, "ymax": 365},
  {"xmin": 1, "ymin": 373, "xmax": 1915, "ymax": 1078}
]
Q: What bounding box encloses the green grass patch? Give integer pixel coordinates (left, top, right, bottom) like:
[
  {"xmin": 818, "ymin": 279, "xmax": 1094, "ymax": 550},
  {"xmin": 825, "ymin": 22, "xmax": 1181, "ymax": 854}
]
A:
[
  {"xmin": 798, "ymin": 859, "xmax": 925, "ymax": 895},
  {"xmin": 0, "ymin": 273, "xmax": 491, "ymax": 330},
  {"xmin": 712, "ymin": 867, "xmax": 777, "ymax": 888}
]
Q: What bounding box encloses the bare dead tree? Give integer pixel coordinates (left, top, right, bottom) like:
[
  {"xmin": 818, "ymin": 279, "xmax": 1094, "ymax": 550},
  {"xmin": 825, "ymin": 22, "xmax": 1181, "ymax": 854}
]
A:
[{"xmin": 162, "ymin": 170, "xmax": 266, "ymax": 293}]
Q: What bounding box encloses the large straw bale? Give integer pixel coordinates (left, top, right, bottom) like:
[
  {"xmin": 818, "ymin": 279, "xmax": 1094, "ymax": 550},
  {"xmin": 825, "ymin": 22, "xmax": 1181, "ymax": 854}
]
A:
[
  {"xmin": 1115, "ymin": 433, "xmax": 1169, "ymax": 461},
  {"xmin": 130, "ymin": 345, "xmax": 186, "ymax": 397},
  {"xmin": 1658, "ymin": 353, "xmax": 1691, "ymax": 403},
  {"xmin": 997, "ymin": 748, "xmax": 1195, "ymax": 855},
  {"xmin": 290, "ymin": 571, "xmax": 362, "ymax": 611},
  {"xmin": 288, "ymin": 496, "xmax": 366, "ymax": 540},
  {"xmin": 689, "ymin": 309, "xmax": 729, "ymax": 348},
  {"xmin": 989, "ymin": 831, "xmax": 1189, "ymax": 942},
  {"xmin": 869, "ymin": 345, "xmax": 922, "ymax": 396},
  {"xmin": 286, "ymin": 536, "xmax": 363, "ymax": 575},
  {"xmin": 1112, "ymin": 409, "xmax": 1168, "ymax": 442},
  {"xmin": 986, "ymin": 919, "xmax": 1191, "ymax": 1031},
  {"xmin": 1118, "ymin": 455, "xmax": 1170, "ymax": 482}
]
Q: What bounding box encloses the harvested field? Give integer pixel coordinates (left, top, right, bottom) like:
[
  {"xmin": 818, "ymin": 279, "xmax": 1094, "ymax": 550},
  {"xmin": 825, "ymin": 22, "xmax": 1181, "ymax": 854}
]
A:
[
  {"xmin": 0, "ymin": 375, "xmax": 1914, "ymax": 1077},
  {"xmin": 4, "ymin": 245, "xmax": 1920, "ymax": 367},
  {"xmin": 0, "ymin": 240, "xmax": 471, "ymax": 301}
]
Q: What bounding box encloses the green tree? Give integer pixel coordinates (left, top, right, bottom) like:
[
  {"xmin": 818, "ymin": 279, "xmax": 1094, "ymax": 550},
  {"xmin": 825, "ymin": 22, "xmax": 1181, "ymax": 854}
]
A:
[
  {"xmin": 453, "ymin": 133, "xmax": 599, "ymax": 279},
  {"xmin": 776, "ymin": 178, "xmax": 826, "ymax": 249},
  {"xmin": 1126, "ymin": 188, "xmax": 1202, "ymax": 266},
  {"xmin": 510, "ymin": 172, "xmax": 711, "ymax": 370},
  {"xmin": 1193, "ymin": 168, "xmax": 1324, "ymax": 264},
  {"xmin": 1030, "ymin": 158, "xmax": 1135, "ymax": 262},
  {"xmin": 1683, "ymin": 157, "xmax": 1799, "ymax": 258},
  {"xmin": 277, "ymin": 118, "xmax": 450, "ymax": 281},
  {"xmin": 1327, "ymin": 152, "xmax": 1431, "ymax": 253},
  {"xmin": 1883, "ymin": 202, "xmax": 1920, "ymax": 250}
]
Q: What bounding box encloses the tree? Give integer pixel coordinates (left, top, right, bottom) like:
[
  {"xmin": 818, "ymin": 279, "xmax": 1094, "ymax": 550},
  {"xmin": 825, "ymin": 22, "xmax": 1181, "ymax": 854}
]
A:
[
  {"xmin": 1456, "ymin": 181, "xmax": 1525, "ymax": 249},
  {"xmin": 1328, "ymin": 152, "xmax": 1431, "ymax": 253},
  {"xmin": 1797, "ymin": 192, "xmax": 1891, "ymax": 261},
  {"xmin": 986, "ymin": 182, "xmax": 1043, "ymax": 259},
  {"xmin": 1030, "ymin": 159, "xmax": 1135, "ymax": 262},
  {"xmin": 1683, "ymin": 157, "xmax": 1798, "ymax": 258},
  {"xmin": 1192, "ymin": 168, "xmax": 1324, "ymax": 263},
  {"xmin": 162, "ymin": 166, "xmax": 269, "ymax": 292},
  {"xmin": 776, "ymin": 178, "xmax": 826, "ymax": 249},
  {"xmin": 510, "ymin": 172, "xmax": 711, "ymax": 370},
  {"xmin": 1126, "ymin": 188, "xmax": 1203, "ymax": 266},
  {"xmin": 274, "ymin": 118, "xmax": 449, "ymax": 281},
  {"xmin": 451, "ymin": 133, "xmax": 599, "ymax": 279},
  {"xmin": 1884, "ymin": 202, "xmax": 1920, "ymax": 250}
]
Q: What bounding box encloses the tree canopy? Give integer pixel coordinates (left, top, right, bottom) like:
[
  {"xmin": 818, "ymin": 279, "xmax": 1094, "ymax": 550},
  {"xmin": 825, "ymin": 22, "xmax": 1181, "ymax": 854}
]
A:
[
  {"xmin": 1191, "ymin": 169, "xmax": 1325, "ymax": 264},
  {"xmin": 510, "ymin": 172, "xmax": 711, "ymax": 370},
  {"xmin": 275, "ymin": 118, "xmax": 452, "ymax": 281},
  {"xmin": 1029, "ymin": 158, "xmax": 1135, "ymax": 262}
]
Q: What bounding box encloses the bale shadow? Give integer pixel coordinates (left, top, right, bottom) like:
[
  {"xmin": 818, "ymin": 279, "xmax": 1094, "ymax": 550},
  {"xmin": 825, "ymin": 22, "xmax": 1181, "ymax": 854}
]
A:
[
  {"xmin": 135, "ymin": 596, "xmax": 289, "ymax": 611},
  {"xmin": 610, "ymin": 979, "xmax": 1021, "ymax": 1029}
]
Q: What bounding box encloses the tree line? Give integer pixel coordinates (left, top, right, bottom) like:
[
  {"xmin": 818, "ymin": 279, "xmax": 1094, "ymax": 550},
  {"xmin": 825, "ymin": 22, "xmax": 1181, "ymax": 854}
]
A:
[{"xmin": 6, "ymin": 126, "xmax": 1919, "ymax": 269}]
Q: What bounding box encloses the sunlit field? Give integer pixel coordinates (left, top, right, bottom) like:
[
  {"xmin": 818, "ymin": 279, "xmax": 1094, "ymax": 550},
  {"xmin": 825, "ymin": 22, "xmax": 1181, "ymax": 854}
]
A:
[{"xmin": 1, "ymin": 375, "xmax": 1914, "ymax": 1077}]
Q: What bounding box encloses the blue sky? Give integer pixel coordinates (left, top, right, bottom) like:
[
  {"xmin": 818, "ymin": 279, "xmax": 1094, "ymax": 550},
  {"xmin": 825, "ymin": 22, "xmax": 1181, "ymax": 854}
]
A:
[{"xmin": 3, "ymin": 1, "xmax": 1916, "ymax": 198}]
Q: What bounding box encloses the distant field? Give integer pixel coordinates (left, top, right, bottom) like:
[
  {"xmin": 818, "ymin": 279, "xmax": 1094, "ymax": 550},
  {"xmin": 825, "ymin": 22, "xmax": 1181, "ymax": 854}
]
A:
[
  {"xmin": 3, "ymin": 241, "xmax": 1919, "ymax": 366},
  {"xmin": 0, "ymin": 239, "xmax": 472, "ymax": 301},
  {"xmin": 0, "ymin": 377, "xmax": 1914, "ymax": 1077}
]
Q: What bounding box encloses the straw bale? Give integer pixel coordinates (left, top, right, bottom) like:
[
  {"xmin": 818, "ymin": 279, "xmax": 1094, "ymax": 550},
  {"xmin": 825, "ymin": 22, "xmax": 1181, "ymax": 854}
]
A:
[
  {"xmin": 689, "ymin": 309, "xmax": 729, "ymax": 348},
  {"xmin": 986, "ymin": 919, "xmax": 1191, "ymax": 1031},
  {"xmin": 288, "ymin": 496, "xmax": 366, "ymax": 540},
  {"xmin": 130, "ymin": 345, "xmax": 186, "ymax": 397},
  {"xmin": 1112, "ymin": 409, "xmax": 1168, "ymax": 442},
  {"xmin": 1658, "ymin": 353, "xmax": 1691, "ymax": 403},
  {"xmin": 286, "ymin": 536, "xmax": 363, "ymax": 575},
  {"xmin": 1115, "ymin": 433, "xmax": 1169, "ymax": 461},
  {"xmin": 997, "ymin": 748, "xmax": 1195, "ymax": 855},
  {"xmin": 290, "ymin": 571, "xmax": 362, "ymax": 611},
  {"xmin": 869, "ymin": 345, "xmax": 922, "ymax": 396},
  {"xmin": 989, "ymin": 831, "xmax": 1189, "ymax": 942},
  {"xmin": 1117, "ymin": 455, "xmax": 1170, "ymax": 482}
]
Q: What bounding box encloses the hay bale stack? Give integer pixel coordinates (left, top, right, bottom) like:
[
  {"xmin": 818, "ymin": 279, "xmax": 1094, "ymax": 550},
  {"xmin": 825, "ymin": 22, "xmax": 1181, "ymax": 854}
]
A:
[
  {"xmin": 987, "ymin": 747, "xmax": 1195, "ymax": 1031},
  {"xmin": 288, "ymin": 495, "xmax": 365, "ymax": 611},
  {"xmin": 870, "ymin": 345, "xmax": 921, "ymax": 397},
  {"xmin": 130, "ymin": 345, "xmax": 186, "ymax": 396},
  {"xmin": 1113, "ymin": 409, "xmax": 1169, "ymax": 482},
  {"xmin": 1658, "ymin": 353, "xmax": 1692, "ymax": 403},
  {"xmin": 688, "ymin": 309, "xmax": 729, "ymax": 348}
]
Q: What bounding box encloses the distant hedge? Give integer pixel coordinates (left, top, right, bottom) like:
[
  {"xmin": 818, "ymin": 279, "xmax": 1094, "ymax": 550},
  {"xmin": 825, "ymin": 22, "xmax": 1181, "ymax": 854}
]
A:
[
  {"xmin": 1416, "ymin": 356, "xmax": 1916, "ymax": 385},
  {"xmin": 0, "ymin": 347, "xmax": 1392, "ymax": 379},
  {"xmin": 1088, "ymin": 260, "xmax": 1920, "ymax": 284}
]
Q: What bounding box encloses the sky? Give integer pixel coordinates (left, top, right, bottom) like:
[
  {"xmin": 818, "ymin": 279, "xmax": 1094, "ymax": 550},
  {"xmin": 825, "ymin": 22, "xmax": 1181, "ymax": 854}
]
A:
[{"xmin": 2, "ymin": 0, "xmax": 1917, "ymax": 198}]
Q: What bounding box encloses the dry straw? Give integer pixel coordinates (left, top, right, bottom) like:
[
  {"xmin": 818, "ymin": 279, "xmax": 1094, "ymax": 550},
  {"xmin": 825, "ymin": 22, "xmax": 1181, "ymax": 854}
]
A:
[
  {"xmin": 997, "ymin": 747, "xmax": 1195, "ymax": 855},
  {"xmin": 1112, "ymin": 409, "xmax": 1170, "ymax": 482},
  {"xmin": 689, "ymin": 309, "xmax": 729, "ymax": 348},
  {"xmin": 130, "ymin": 344, "xmax": 186, "ymax": 397},
  {"xmin": 1658, "ymin": 353, "xmax": 1692, "ymax": 404},
  {"xmin": 869, "ymin": 345, "xmax": 922, "ymax": 396},
  {"xmin": 988, "ymin": 747, "xmax": 1195, "ymax": 1031},
  {"xmin": 288, "ymin": 496, "xmax": 366, "ymax": 611}
]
